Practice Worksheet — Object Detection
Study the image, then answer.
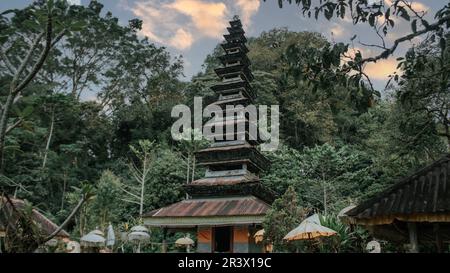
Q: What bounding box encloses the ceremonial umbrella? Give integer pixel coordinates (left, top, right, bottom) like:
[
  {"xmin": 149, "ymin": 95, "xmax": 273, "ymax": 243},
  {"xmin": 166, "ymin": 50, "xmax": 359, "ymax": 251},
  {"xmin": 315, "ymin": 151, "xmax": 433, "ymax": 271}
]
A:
[
  {"xmin": 90, "ymin": 229, "xmax": 105, "ymax": 236},
  {"xmin": 80, "ymin": 230, "xmax": 106, "ymax": 247},
  {"xmin": 66, "ymin": 241, "xmax": 81, "ymax": 253},
  {"xmin": 366, "ymin": 240, "xmax": 381, "ymax": 253},
  {"xmin": 254, "ymin": 229, "xmax": 265, "ymax": 243},
  {"xmin": 283, "ymin": 214, "xmax": 337, "ymax": 241},
  {"xmin": 175, "ymin": 236, "xmax": 194, "ymax": 246},
  {"xmin": 175, "ymin": 234, "xmax": 194, "ymax": 253},
  {"xmin": 128, "ymin": 225, "xmax": 150, "ymax": 242},
  {"xmin": 128, "ymin": 231, "xmax": 150, "ymax": 241},
  {"xmin": 130, "ymin": 225, "xmax": 148, "ymax": 232},
  {"xmin": 128, "ymin": 225, "xmax": 150, "ymax": 253}
]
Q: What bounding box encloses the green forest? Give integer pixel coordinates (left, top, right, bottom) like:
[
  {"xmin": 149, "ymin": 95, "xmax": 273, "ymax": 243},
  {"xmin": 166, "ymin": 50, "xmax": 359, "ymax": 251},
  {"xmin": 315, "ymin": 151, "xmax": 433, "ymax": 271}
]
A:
[{"xmin": 0, "ymin": 0, "xmax": 449, "ymax": 253}]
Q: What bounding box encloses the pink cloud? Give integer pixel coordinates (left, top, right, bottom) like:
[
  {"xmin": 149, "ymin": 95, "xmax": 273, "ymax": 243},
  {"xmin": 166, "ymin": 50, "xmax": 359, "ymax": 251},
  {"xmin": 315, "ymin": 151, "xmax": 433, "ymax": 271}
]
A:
[
  {"xmin": 167, "ymin": 0, "xmax": 228, "ymax": 39},
  {"xmin": 127, "ymin": 0, "xmax": 261, "ymax": 51},
  {"xmin": 235, "ymin": 0, "xmax": 260, "ymax": 28},
  {"xmin": 169, "ymin": 28, "xmax": 194, "ymax": 50}
]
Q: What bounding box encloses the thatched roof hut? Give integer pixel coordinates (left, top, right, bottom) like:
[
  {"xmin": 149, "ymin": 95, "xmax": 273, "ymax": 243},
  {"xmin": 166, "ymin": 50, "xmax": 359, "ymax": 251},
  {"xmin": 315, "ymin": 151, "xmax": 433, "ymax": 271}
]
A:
[
  {"xmin": 345, "ymin": 154, "xmax": 450, "ymax": 252},
  {"xmin": 0, "ymin": 197, "xmax": 69, "ymax": 238}
]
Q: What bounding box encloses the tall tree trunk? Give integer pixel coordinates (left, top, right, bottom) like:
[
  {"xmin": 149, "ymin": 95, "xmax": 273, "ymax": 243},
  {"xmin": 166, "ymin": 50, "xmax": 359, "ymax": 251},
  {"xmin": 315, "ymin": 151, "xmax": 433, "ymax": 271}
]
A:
[
  {"xmin": 0, "ymin": 94, "xmax": 14, "ymax": 173},
  {"xmin": 60, "ymin": 170, "xmax": 67, "ymax": 211},
  {"xmin": 79, "ymin": 211, "xmax": 83, "ymax": 237},
  {"xmin": 445, "ymin": 123, "xmax": 450, "ymax": 151},
  {"xmin": 323, "ymin": 182, "xmax": 327, "ymax": 216},
  {"xmin": 322, "ymin": 172, "xmax": 327, "ymax": 216},
  {"xmin": 42, "ymin": 109, "xmax": 55, "ymax": 168},
  {"xmin": 186, "ymin": 156, "xmax": 190, "ymax": 184},
  {"xmin": 185, "ymin": 156, "xmax": 190, "ymax": 199},
  {"xmin": 139, "ymin": 157, "xmax": 147, "ymax": 218},
  {"xmin": 0, "ymin": 12, "xmax": 65, "ymax": 173},
  {"xmin": 191, "ymin": 156, "xmax": 196, "ymax": 183}
]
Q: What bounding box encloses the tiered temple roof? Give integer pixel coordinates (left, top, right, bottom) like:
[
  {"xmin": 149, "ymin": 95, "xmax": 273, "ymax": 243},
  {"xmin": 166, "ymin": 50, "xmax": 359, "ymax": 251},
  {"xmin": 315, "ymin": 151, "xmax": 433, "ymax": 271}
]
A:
[
  {"xmin": 184, "ymin": 17, "xmax": 274, "ymax": 202},
  {"xmin": 144, "ymin": 17, "xmax": 275, "ymax": 228}
]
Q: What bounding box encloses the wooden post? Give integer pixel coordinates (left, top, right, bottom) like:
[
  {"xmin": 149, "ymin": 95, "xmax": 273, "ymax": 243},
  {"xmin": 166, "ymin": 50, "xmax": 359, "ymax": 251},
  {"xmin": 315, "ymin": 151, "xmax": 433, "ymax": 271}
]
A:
[
  {"xmin": 434, "ymin": 223, "xmax": 443, "ymax": 253},
  {"xmin": 407, "ymin": 222, "xmax": 419, "ymax": 253},
  {"xmin": 162, "ymin": 228, "xmax": 168, "ymax": 253}
]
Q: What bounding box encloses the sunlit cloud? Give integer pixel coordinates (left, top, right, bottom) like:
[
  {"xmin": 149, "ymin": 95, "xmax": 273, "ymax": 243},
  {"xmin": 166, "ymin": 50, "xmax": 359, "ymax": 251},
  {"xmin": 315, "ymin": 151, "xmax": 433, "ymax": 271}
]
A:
[
  {"xmin": 130, "ymin": 2, "xmax": 171, "ymax": 44},
  {"xmin": 384, "ymin": 0, "xmax": 429, "ymax": 12},
  {"xmin": 346, "ymin": 47, "xmax": 398, "ymax": 80},
  {"xmin": 347, "ymin": 47, "xmax": 373, "ymax": 59},
  {"xmin": 126, "ymin": 0, "xmax": 261, "ymax": 51},
  {"xmin": 128, "ymin": 0, "xmax": 227, "ymax": 50},
  {"xmin": 330, "ymin": 23, "xmax": 345, "ymax": 38},
  {"xmin": 166, "ymin": 0, "xmax": 228, "ymax": 38},
  {"xmin": 67, "ymin": 0, "xmax": 81, "ymax": 5},
  {"xmin": 410, "ymin": 2, "xmax": 429, "ymax": 12},
  {"xmin": 235, "ymin": 0, "xmax": 260, "ymax": 28},
  {"xmin": 364, "ymin": 58, "xmax": 398, "ymax": 80},
  {"xmin": 169, "ymin": 28, "xmax": 194, "ymax": 50},
  {"xmin": 125, "ymin": 0, "xmax": 261, "ymax": 50}
]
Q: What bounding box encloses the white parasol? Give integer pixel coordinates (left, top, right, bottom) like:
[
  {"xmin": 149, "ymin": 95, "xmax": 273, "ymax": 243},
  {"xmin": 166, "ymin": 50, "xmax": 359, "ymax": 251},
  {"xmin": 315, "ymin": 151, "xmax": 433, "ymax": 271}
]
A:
[
  {"xmin": 128, "ymin": 231, "xmax": 150, "ymax": 242},
  {"xmin": 175, "ymin": 236, "xmax": 194, "ymax": 246},
  {"xmin": 80, "ymin": 230, "xmax": 106, "ymax": 247},
  {"xmin": 130, "ymin": 225, "xmax": 148, "ymax": 233},
  {"xmin": 254, "ymin": 229, "xmax": 265, "ymax": 243},
  {"xmin": 284, "ymin": 214, "xmax": 337, "ymax": 241},
  {"xmin": 66, "ymin": 241, "xmax": 81, "ymax": 253},
  {"xmin": 175, "ymin": 234, "xmax": 194, "ymax": 253},
  {"xmin": 128, "ymin": 225, "xmax": 150, "ymax": 253}
]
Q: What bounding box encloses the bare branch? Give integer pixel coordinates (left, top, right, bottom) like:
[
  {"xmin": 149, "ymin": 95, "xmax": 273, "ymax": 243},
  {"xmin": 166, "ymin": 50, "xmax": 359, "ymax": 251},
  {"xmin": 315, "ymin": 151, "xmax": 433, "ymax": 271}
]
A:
[
  {"xmin": 43, "ymin": 193, "xmax": 88, "ymax": 242},
  {"xmin": 14, "ymin": 15, "xmax": 58, "ymax": 94},
  {"xmin": 10, "ymin": 32, "xmax": 45, "ymax": 90},
  {"xmin": 0, "ymin": 48, "xmax": 17, "ymax": 75},
  {"xmin": 361, "ymin": 14, "xmax": 450, "ymax": 64},
  {"xmin": 50, "ymin": 29, "xmax": 66, "ymax": 48},
  {"xmin": 0, "ymin": 175, "xmax": 31, "ymax": 194},
  {"xmin": 120, "ymin": 198, "xmax": 140, "ymax": 205},
  {"xmin": 119, "ymin": 186, "xmax": 140, "ymax": 200},
  {"xmin": 5, "ymin": 118, "xmax": 23, "ymax": 135},
  {"xmin": 358, "ymin": 40, "xmax": 387, "ymax": 51}
]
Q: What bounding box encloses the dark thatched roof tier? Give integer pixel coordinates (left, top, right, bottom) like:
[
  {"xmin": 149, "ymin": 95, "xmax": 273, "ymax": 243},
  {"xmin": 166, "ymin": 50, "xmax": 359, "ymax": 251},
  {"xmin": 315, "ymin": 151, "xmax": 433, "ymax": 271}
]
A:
[
  {"xmin": 346, "ymin": 154, "xmax": 450, "ymax": 225},
  {"xmin": 185, "ymin": 181, "xmax": 277, "ymax": 204},
  {"xmin": 196, "ymin": 144, "xmax": 270, "ymax": 173}
]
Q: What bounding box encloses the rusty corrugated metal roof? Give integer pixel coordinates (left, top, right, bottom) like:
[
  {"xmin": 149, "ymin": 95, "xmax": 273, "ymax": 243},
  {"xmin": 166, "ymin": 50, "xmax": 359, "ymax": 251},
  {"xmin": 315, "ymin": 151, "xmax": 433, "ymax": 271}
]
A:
[
  {"xmin": 144, "ymin": 196, "xmax": 270, "ymax": 218},
  {"xmin": 347, "ymin": 154, "xmax": 450, "ymax": 224}
]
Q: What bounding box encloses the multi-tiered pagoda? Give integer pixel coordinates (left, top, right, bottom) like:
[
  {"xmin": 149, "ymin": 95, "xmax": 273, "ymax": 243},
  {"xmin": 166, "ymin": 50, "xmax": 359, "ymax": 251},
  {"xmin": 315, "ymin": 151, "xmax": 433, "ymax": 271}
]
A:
[{"xmin": 143, "ymin": 17, "xmax": 276, "ymax": 253}]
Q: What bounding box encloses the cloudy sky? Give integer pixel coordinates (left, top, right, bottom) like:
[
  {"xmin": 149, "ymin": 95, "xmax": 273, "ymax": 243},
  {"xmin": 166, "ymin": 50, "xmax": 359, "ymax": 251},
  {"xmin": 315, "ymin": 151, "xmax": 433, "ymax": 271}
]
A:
[{"xmin": 0, "ymin": 0, "xmax": 446, "ymax": 90}]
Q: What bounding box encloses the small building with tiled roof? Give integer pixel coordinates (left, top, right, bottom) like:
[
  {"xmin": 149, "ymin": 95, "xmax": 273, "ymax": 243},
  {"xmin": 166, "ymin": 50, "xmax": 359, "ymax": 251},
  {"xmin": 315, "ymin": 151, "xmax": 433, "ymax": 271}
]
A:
[
  {"xmin": 345, "ymin": 154, "xmax": 450, "ymax": 252},
  {"xmin": 144, "ymin": 196, "xmax": 270, "ymax": 228},
  {"xmin": 1, "ymin": 197, "xmax": 70, "ymax": 239}
]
